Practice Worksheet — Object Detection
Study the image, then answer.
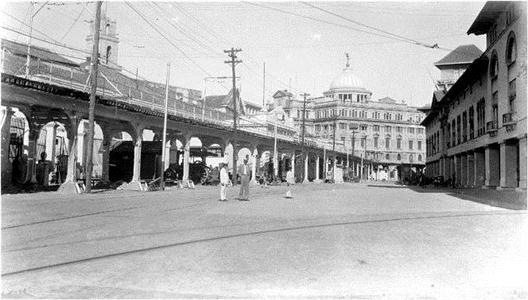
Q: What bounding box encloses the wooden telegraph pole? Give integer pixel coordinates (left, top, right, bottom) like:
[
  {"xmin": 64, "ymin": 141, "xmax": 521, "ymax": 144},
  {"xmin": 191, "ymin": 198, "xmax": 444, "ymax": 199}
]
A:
[
  {"xmin": 160, "ymin": 63, "xmax": 170, "ymax": 191},
  {"xmin": 224, "ymin": 48, "xmax": 242, "ymax": 185},
  {"xmin": 84, "ymin": 1, "xmax": 102, "ymax": 193}
]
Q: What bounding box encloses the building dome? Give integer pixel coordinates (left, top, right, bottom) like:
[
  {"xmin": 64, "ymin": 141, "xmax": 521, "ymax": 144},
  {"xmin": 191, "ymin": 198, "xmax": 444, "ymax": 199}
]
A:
[{"xmin": 329, "ymin": 66, "xmax": 365, "ymax": 91}]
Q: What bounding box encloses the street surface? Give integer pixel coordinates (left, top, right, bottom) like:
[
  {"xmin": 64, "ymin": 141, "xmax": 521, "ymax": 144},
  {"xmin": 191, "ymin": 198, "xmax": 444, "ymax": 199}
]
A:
[{"xmin": 2, "ymin": 183, "xmax": 527, "ymax": 299}]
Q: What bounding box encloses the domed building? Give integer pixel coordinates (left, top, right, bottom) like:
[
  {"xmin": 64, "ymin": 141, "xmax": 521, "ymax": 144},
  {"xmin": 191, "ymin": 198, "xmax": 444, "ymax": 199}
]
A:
[{"xmin": 273, "ymin": 54, "xmax": 426, "ymax": 182}]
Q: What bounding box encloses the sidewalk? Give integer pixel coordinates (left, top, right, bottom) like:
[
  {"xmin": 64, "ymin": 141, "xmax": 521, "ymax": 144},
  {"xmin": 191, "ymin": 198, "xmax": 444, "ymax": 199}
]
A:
[{"xmin": 407, "ymin": 185, "xmax": 527, "ymax": 210}]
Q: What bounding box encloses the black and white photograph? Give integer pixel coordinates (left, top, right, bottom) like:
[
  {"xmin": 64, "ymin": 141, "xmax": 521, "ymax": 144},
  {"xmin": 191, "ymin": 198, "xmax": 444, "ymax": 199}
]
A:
[{"xmin": 0, "ymin": 1, "xmax": 526, "ymax": 298}]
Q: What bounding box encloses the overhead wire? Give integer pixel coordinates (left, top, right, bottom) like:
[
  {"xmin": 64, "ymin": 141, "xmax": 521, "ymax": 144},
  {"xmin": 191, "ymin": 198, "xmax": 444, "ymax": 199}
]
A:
[
  {"xmin": 124, "ymin": 2, "xmax": 215, "ymax": 78},
  {"xmin": 148, "ymin": 2, "xmax": 223, "ymax": 57},
  {"xmin": 60, "ymin": 4, "xmax": 86, "ymax": 41}
]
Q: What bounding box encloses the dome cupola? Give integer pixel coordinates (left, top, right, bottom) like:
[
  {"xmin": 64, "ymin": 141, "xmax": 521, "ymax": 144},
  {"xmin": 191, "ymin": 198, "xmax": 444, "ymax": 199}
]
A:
[{"xmin": 328, "ymin": 53, "xmax": 369, "ymax": 93}]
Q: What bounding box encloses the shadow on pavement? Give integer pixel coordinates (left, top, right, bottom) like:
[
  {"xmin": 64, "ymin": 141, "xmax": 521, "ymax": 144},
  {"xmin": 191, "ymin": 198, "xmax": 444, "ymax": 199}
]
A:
[{"xmin": 407, "ymin": 185, "xmax": 527, "ymax": 210}]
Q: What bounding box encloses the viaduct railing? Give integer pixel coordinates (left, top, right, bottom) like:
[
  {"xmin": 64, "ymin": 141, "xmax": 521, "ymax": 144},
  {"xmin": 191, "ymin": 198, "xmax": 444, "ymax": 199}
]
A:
[{"xmin": 1, "ymin": 51, "xmax": 353, "ymax": 156}]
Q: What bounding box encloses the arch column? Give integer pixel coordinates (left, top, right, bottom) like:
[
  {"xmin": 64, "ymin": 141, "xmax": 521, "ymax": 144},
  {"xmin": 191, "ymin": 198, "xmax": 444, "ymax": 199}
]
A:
[
  {"xmin": 58, "ymin": 113, "xmax": 80, "ymax": 193},
  {"xmin": 314, "ymin": 155, "xmax": 321, "ymax": 183},
  {"xmin": 1, "ymin": 107, "xmax": 14, "ymax": 188},
  {"xmin": 25, "ymin": 125, "xmax": 41, "ymax": 184},
  {"xmin": 125, "ymin": 123, "xmax": 145, "ymax": 190},
  {"xmin": 100, "ymin": 130, "xmax": 113, "ymax": 184},
  {"xmin": 290, "ymin": 150, "xmax": 295, "ymax": 176},
  {"xmin": 182, "ymin": 134, "xmax": 192, "ymax": 182},
  {"xmin": 250, "ymin": 145, "xmax": 258, "ymax": 184}
]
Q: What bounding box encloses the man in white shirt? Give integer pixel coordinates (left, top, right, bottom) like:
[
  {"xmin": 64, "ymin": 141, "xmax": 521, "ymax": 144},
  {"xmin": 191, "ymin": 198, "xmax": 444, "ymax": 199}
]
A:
[
  {"xmin": 219, "ymin": 163, "xmax": 229, "ymax": 201},
  {"xmin": 237, "ymin": 157, "xmax": 251, "ymax": 201}
]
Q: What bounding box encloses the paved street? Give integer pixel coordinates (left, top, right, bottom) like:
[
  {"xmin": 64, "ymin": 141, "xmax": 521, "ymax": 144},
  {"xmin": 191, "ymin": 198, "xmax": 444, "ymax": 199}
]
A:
[{"xmin": 2, "ymin": 183, "xmax": 527, "ymax": 299}]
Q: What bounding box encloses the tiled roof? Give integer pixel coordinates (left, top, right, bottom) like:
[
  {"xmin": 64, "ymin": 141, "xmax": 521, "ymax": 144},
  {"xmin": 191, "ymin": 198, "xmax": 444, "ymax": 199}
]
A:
[
  {"xmin": 467, "ymin": 2, "xmax": 512, "ymax": 35},
  {"xmin": 434, "ymin": 45, "xmax": 482, "ymax": 66},
  {"xmin": 272, "ymin": 90, "xmax": 294, "ymax": 98},
  {"xmin": 1, "ymin": 39, "xmax": 78, "ymax": 66}
]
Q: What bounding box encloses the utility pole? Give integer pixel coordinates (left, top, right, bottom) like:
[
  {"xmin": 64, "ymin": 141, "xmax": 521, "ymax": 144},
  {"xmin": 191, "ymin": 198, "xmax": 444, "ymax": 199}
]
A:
[
  {"xmin": 224, "ymin": 48, "xmax": 242, "ymax": 185},
  {"xmin": 331, "ymin": 108, "xmax": 337, "ymax": 182},
  {"xmin": 351, "ymin": 130, "xmax": 357, "ymax": 177},
  {"xmin": 262, "ymin": 62, "xmax": 266, "ymax": 109},
  {"xmin": 160, "ymin": 63, "xmax": 170, "ymax": 191},
  {"xmin": 300, "ymin": 92, "xmax": 310, "ymax": 182},
  {"xmin": 84, "ymin": 1, "xmax": 102, "ymax": 193},
  {"xmin": 25, "ymin": 2, "xmax": 34, "ymax": 79}
]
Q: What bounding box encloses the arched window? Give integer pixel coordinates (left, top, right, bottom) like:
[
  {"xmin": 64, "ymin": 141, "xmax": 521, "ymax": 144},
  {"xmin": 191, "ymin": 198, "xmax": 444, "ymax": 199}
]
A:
[
  {"xmin": 506, "ymin": 31, "xmax": 517, "ymax": 65},
  {"xmin": 409, "ymin": 154, "xmax": 414, "ymax": 163},
  {"xmin": 385, "ymin": 153, "xmax": 390, "ymax": 160},
  {"xmin": 490, "ymin": 51, "xmax": 499, "ymax": 78},
  {"xmin": 106, "ymin": 45, "xmax": 112, "ymax": 64},
  {"xmin": 418, "ymin": 154, "xmax": 422, "ymax": 161},
  {"xmin": 397, "ymin": 154, "xmax": 401, "ymax": 160}
]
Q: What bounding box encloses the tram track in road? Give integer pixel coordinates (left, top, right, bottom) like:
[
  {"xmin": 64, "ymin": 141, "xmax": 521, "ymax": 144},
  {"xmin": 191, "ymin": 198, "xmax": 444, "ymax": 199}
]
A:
[
  {"xmin": 2, "ymin": 209, "xmax": 525, "ymax": 277},
  {"xmin": 2, "ymin": 184, "xmax": 327, "ymax": 230}
]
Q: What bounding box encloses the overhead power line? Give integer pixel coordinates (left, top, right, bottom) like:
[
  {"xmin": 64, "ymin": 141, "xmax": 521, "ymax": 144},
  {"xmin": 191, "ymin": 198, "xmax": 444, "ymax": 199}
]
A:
[
  {"xmin": 300, "ymin": 2, "xmax": 438, "ymax": 49},
  {"xmin": 123, "ymin": 1, "xmax": 218, "ymax": 79}
]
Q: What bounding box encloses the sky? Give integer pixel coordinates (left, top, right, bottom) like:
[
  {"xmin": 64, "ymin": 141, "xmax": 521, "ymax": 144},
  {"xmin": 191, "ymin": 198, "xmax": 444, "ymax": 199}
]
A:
[{"xmin": 1, "ymin": 1, "xmax": 487, "ymax": 109}]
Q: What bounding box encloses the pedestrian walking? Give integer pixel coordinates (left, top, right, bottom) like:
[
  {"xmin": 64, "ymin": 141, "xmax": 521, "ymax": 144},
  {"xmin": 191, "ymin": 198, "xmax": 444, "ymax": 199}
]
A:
[
  {"xmin": 238, "ymin": 156, "xmax": 251, "ymax": 201},
  {"xmin": 219, "ymin": 163, "xmax": 229, "ymax": 201}
]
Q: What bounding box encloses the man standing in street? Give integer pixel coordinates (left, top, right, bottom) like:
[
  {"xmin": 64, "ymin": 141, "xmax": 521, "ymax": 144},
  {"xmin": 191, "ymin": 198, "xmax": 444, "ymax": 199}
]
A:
[
  {"xmin": 238, "ymin": 156, "xmax": 250, "ymax": 201},
  {"xmin": 219, "ymin": 163, "xmax": 229, "ymax": 201}
]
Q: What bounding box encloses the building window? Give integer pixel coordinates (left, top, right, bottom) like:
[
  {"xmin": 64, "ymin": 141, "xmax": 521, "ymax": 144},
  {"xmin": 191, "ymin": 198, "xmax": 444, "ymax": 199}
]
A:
[
  {"xmin": 477, "ymin": 98, "xmax": 486, "ymax": 136},
  {"xmin": 349, "ymin": 123, "xmax": 358, "ymax": 130},
  {"xmin": 462, "ymin": 111, "xmax": 467, "ymax": 142},
  {"xmin": 418, "ymin": 154, "xmax": 422, "ymax": 162},
  {"xmin": 360, "ymin": 124, "xmax": 368, "ymax": 131},
  {"xmin": 396, "ymin": 126, "xmax": 402, "ymax": 133},
  {"xmin": 385, "ymin": 137, "xmax": 390, "ymax": 149},
  {"xmin": 374, "ymin": 136, "xmax": 378, "ymax": 148},
  {"xmin": 385, "ymin": 126, "xmax": 391, "ymax": 133},
  {"xmin": 506, "ymin": 32, "xmax": 517, "ymax": 66},
  {"xmin": 397, "ymin": 154, "xmax": 401, "ymax": 160},
  {"xmin": 509, "ymin": 79, "xmax": 516, "ymax": 113},
  {"xmin": 418, "ymin": 140, "xmax": 422, "ymax": 150},
  {"xmin": 106, "ymin": 46, "xmax": 112, "ymax": 64},
  {"xmin": 386, "ymin": 153, "xmax": 390, "ymax": 160},
  {"xmin": 490, "ymin": 51, "xmax": 499, "ymax": 79},
  {"xmin": 492, "ymin": 91, "xmax": 499, "ymax": 127},
  {"xmin": 409, "ymin": 140, "xmax": 413, "ymax": 150},
  {"xmin": 469, "ymin": 106, "xmax": 474, "ymax": 139},
  {"xmin": 373, "ymin": 125, "xmax": 379, "ymax": 132},
  {"xmin": 408, "ymin": 127, "xmax": 414, "ymax": 134},
  {"xmin": 396, "ymin": 138, "xmax": 401, "ymax": 150},
  {"xmin": 451, "ymin": 119, "xmax": 456, "ymax": 146},
  {"xmin": 489, "ymin": 24, "xmax": 498, "ymax": 44},
  {"xmin": 457, "ymin": 115, "xmax": 461, "ymax": 145},
  {"xmin": 361, "ymin": 137, "xmax": 366, "ymax": 148}
]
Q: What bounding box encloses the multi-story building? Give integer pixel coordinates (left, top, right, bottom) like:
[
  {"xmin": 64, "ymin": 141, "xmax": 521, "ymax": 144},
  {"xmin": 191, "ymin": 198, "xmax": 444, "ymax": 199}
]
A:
[
  {"xmin": 422, "ymin": 1, "xmax": 526, "ymax": 190},
  {"xmin": 423, "ymin": 45, "xmax": 483, "ymax": 178},
  {"xmin": 270, "ymin": 57, "xmax": 426, "ymax": 181}
]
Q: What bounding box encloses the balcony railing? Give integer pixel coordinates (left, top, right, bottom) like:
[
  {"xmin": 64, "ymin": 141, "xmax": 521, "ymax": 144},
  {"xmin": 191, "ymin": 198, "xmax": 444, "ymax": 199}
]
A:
[
  {"xmin": 503, "ymin": 112, "xmax": 515, "ymax": 125},
  {"xmin": 502, "ymin": 112, "xmax": 516, "ymax": 131},
  {"xmin": 486, "ymin": 120, "xmax": 498, "ymax": 136}
]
